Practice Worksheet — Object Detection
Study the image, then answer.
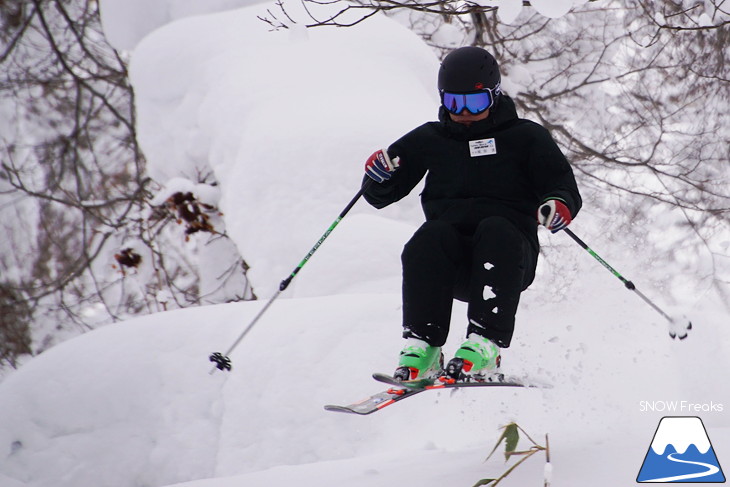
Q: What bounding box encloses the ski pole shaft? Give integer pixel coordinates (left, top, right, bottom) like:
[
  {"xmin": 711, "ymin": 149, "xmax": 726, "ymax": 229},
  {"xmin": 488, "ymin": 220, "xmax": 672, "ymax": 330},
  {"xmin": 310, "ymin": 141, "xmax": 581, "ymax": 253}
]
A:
[
  {"xmin": 562, "ymin": 228, "xmax": 635, "ymax": 290},
  {"xmin": 216, "ymin": 288, "xmax": 282, "ymax": 364},
  {"xmin": 278, "ymin": 184, "xmax": 368, "ymax": 292},
  {"xmin": 562, "ymin": 228, "xmax": 673, "ymax": 322},
  {"xmin": 209, "ymin": 182, "xmax": 370, "ymax": 373}
]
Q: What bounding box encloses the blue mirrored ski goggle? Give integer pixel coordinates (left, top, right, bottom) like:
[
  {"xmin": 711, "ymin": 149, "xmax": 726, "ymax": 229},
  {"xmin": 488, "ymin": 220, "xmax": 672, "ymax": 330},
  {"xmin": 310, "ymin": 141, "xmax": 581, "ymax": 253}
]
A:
[{"xmin": 441, "ymin": 89, "xmax": 496, "ymax": 115}]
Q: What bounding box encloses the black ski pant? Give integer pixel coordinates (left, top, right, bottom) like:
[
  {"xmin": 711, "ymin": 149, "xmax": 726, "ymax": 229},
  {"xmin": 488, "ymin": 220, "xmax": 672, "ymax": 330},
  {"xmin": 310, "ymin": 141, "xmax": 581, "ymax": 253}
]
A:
[{"xmin": 401, "ymin": 217, "xmax": 537, "ymax": 348}]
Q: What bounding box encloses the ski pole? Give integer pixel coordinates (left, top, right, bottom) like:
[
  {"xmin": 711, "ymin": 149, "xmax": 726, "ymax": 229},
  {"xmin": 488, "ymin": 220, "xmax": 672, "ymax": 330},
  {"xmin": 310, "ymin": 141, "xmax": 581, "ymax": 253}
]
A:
[
  {"xmin": 561, "ymin": 227, "xmax": 692, "ymax": 340},
  {"xmin": 209, "ymin": 181, "xmax": 371, "ymax": 373}
]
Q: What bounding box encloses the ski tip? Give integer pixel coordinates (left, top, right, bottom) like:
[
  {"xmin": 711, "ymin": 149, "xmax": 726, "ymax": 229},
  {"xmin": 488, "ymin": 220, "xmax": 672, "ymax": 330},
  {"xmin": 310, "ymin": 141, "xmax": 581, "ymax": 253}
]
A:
[
  {"xmin": 324, "ymin": 404, "xmax": 377, "ymax": 415},
  {"xmin": 519, "ymin": 380, "xmax": 553, "ymax": 389},
  {"xmin": 324, "ymin": 404, "xmax": 352, "ymax": 414}
]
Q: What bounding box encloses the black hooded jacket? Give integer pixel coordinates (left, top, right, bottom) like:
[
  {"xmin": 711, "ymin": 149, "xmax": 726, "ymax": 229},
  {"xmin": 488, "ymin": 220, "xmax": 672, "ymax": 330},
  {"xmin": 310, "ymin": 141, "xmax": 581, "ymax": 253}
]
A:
[{"xmin": 363, "ymin": 96, "xmax": 582, "ymax": 252}]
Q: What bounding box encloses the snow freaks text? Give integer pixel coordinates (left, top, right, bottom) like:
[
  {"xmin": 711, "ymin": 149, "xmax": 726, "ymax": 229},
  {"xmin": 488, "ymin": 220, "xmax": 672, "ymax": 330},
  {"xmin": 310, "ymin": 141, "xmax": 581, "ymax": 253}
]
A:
[{"xmin": 639, "ymin": 401, "xmax": 724, "ymax": 413}]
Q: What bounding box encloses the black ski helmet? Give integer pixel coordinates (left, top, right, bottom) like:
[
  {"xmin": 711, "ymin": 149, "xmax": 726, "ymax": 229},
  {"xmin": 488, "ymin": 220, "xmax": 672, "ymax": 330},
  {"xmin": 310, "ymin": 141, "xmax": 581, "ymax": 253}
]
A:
[{"xmin": 438, "ymin": 46, "xmax": 501, "ymax": 95}]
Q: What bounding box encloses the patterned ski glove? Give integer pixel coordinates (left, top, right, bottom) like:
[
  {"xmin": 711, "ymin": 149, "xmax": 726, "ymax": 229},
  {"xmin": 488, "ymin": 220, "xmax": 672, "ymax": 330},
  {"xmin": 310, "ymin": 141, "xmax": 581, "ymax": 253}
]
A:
[
  {"xmin": 365, "ymin": 149, "xmax": 400, "ymax": 183},
  {"xmin": 538, "ymin": 198, "xmax": 572, "ymax": 233}
]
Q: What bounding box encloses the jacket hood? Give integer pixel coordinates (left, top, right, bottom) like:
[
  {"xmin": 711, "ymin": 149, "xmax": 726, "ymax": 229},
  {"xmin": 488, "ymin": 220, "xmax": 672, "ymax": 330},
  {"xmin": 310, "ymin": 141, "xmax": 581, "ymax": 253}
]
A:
[{"xmin": 437, "ymin": 95, "xmax": 519, "ymax": 138}]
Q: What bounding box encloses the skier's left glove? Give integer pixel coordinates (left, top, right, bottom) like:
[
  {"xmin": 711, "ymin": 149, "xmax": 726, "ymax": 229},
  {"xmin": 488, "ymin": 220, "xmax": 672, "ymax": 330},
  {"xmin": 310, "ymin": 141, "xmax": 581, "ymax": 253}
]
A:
[
  {"xmin": 537, "ymin": 198, "xmax": 572, "ymax": 233},
  {"xmin": 365, "ymin": 149, "xmax": 400, "ymax": 183}
]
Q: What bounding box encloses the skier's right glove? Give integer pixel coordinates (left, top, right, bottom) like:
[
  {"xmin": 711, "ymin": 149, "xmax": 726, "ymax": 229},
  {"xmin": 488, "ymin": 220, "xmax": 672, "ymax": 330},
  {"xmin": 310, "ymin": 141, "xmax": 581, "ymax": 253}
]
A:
[
  {"xmin": 365, "ymin": 149, "xmax": 400, "ymax": 183},
  {"xmin": 537, "ymin": 198, "xmax": 572, "ymax": 233}
]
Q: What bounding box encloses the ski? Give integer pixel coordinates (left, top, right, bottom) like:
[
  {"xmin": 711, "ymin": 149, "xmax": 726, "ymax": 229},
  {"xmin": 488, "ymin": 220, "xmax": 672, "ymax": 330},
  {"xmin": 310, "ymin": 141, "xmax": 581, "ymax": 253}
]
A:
[
  {"xmin": 324, "ymin": 387, "xmax": 426, "ymax": 415},
  {"xmin": 324, "ymin": 372, "xmax": 544, "ymax": 415}
]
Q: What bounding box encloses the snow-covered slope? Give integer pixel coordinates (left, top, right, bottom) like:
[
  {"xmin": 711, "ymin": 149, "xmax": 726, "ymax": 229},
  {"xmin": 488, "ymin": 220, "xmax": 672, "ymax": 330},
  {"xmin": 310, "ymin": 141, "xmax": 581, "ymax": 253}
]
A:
[
  {"xmin": 1, "ymin": 257, "xmax": 728, "ymax": 487},
  {"xmin": 0, "ymin": 271, "xmax": 730, "ymax": 487}
]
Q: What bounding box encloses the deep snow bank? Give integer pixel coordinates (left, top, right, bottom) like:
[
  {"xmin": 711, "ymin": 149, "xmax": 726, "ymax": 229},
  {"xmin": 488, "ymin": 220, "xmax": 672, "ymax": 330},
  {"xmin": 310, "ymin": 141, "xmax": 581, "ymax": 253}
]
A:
[
  {"xmin": 1, "ymin": 267, "xmax": 728, "ymax": 487},
  {"xmin": 129, "ymin": 4, "xmax": 439, "ymax": 298}
]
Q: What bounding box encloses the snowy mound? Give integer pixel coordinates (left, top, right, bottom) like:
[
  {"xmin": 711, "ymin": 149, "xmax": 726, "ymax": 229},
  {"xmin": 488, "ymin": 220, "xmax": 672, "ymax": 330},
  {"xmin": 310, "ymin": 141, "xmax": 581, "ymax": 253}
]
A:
[
  {"xmin": 129, "ymin": 4, "xmax": 439, "ymax": 297},
  {"xmin": 0, "ymin": 295, "xmax": 430, "ymax": 487},
  {"xmin": 0, "ymin": 293, "xmax": 566, "ymax": 487},
  {"xmin": 3, "ymin": 275, "xmax": 728, "ymax": 487}
]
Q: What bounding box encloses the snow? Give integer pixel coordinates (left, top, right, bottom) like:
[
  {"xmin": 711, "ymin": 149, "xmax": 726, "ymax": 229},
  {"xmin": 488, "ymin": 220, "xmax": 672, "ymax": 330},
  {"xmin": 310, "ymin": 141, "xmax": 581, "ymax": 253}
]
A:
[
  {"xmin": 99, "ymin": 0, "xmax": 262, "ymax": 51},
  {"xmin": 497, "ymin": 0, "xmax": 524, "ymax": 24},
  {"xmin": 2, "ymin": 275, "xmax": 728, "ymax": 487},
  {"xmin": 544, "ymin": 462, "xmax": 554, "ymax": 484},
  {"xmin": 129, "ymin": 4, "xmax": 438, "ymax": 298},
  {"xmin": 474, "ymin": 0, "xmax": 575, "ymax": 20},
  {"xmin": 430, "ymin": 23, "xmax": 464, "ymax": 48},
  {"xmin": 529, "ymin": 0, "xmax": 575, "ymax": 19},
  {"xmin": 150, "ymin": 177, "xmax": 217, "ymax": 205},
  {"xmin": 1, "ymin": 2, "xmax": 729, "ymax": 487}
]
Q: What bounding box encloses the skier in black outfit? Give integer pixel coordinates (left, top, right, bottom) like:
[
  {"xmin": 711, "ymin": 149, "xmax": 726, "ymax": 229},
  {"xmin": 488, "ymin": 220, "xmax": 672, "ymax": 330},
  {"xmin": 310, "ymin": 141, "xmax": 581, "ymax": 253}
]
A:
[{"xmin": 362, "ymin": 46, "xmax": 582, "ymax": 382}]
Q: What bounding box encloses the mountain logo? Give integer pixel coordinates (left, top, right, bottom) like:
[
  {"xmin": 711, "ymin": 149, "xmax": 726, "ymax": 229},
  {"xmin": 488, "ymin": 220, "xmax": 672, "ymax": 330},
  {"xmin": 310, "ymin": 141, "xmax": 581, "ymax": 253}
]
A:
[{"xmin": 637, "ymin": 416, "xmax": 726, "ymax": 483}]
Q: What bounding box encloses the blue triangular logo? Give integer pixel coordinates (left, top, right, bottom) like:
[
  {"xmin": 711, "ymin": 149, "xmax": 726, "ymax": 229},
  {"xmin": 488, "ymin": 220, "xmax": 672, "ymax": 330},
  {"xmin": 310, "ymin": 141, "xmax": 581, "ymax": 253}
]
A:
[{"xmin": 637, "ymin": 416, "xmax": 726, "ymax": 483}]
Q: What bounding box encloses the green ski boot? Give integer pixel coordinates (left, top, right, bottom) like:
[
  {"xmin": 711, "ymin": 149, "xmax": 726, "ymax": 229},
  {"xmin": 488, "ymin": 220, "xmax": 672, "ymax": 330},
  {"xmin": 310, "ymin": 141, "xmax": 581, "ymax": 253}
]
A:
[
  {"xmin": 393, "ymin": 338, "xmax": 443, "ymax": 381},
  {"xmin": 445, "ymin": 334, "xmax": 501, "ymax": 382}
]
